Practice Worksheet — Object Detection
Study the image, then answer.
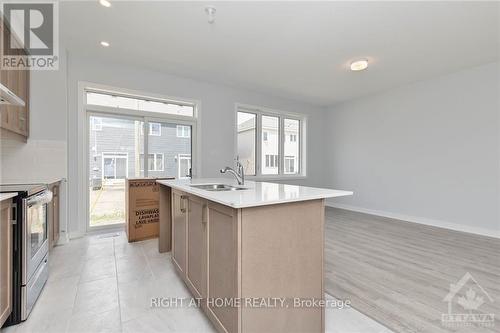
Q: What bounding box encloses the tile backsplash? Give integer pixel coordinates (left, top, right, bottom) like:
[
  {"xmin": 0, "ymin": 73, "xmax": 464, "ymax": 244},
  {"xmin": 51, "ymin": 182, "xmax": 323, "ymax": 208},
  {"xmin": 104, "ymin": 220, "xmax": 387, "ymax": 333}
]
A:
[{"xmin": 0, "ymin": 138, "xmax": 67, "ymax": 183}]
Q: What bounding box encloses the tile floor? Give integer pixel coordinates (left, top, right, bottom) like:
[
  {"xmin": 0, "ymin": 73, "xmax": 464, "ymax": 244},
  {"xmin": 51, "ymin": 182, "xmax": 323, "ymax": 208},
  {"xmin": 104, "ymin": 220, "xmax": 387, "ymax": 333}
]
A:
[{"xmin": 3, "ymin": 232, "xmax": 392, "ymax": 333}]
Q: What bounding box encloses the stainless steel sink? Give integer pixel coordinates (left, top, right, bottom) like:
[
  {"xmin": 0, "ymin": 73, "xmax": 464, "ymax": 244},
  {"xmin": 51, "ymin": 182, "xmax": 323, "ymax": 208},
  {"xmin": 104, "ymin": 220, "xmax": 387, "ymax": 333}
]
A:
[{"xmin": 190, "ymin": 184, "xmax": 247, "ymax": 191}]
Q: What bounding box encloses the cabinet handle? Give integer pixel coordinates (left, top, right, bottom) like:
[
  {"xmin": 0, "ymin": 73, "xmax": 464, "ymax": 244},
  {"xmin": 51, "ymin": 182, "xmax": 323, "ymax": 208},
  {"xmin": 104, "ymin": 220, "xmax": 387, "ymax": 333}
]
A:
[
  {"xmin": 202, "ymin": 204, "xmax": 207, "ymax": 224},
  {"xmin": 180, "ymin": 195, "xmax": 188, "ymax": 213}
]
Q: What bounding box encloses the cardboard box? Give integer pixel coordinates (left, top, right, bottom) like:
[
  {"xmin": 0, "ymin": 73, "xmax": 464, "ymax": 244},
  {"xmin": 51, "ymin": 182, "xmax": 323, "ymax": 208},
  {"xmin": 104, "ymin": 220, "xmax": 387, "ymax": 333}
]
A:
[{"xmin": 125, "ymin": 177, "xmax": 174, "ymax": 242}]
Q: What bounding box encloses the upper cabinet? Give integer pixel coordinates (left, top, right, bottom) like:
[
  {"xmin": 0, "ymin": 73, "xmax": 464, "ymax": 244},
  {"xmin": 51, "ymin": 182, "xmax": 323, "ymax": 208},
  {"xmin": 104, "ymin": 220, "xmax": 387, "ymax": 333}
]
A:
[{"xmin": 0, "ymin": 17, "xmax": 30, "ymax": 141}]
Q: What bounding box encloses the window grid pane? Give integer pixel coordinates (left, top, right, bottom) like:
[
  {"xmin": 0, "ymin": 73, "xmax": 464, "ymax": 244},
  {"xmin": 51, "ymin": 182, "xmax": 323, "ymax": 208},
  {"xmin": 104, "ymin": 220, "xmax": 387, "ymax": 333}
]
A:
[
  {"xmin": 284, "ymin": 119, "xmax": 300, "ymax": 175},
  {"xmin": 237, "ymin": 112, "xmax": 256, "ymax": 175},
  {"xmin": 236, "ymin": 108, "xmax": 303, "ymax": 177},
  {"xmin": 261, "ymin": 115, "xmax": 279, "ymax": 175}
]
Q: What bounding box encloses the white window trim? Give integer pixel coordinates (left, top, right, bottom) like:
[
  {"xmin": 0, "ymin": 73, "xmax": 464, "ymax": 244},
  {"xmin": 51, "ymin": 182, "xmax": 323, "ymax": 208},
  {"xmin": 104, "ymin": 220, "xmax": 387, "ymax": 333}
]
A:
[
  {"xmin": 235, "ymin": 103, "xmax": 307, "ymax": 180},
  {"xmin": 80, "ymin": 81, "xmax": 201, "ymax": 234}
]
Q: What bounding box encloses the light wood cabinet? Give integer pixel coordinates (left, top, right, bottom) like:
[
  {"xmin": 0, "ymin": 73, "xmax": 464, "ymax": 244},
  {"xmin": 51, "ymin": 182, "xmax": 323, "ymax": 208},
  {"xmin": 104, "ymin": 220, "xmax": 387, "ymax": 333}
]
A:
[
  {"xmin": 0, "ymin": 199, "xmax": 13, "ymax": 327},
  {"xmin": 171, "ymin": 190, "xmax": 187, "ymax": 274},
  {"xmin": 48, "ymin": 182, "xmax": 60, "ymax": 249},
  {"xmin": 186, "ymin": 195, "xmax": 207, "ymax": 299},
  {"xmin": 207, "ymin": 202, "xmax": 239, "ymax": 333},
  {"xmin": 0, "ymin": 17, "xmax": 30, "ymax": 141},
  {"xmin": 167, "ymin": 188, "xmax": 324, "ymax": 333}
]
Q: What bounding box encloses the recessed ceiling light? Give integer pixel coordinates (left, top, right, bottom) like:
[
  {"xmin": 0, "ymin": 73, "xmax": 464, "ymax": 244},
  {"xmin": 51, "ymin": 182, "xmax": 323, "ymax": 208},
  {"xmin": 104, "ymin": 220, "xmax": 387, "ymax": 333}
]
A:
[
  {"xmin": 99, "ymin": 0, "xmax": 111, "ymax": 8},
  {"xmin": 350, "ymin": 59, "xmax": 369, "ymax": 71},
  {"xmin": 100, "ymin": 41, "xmax": 110, "ymax": 47}
]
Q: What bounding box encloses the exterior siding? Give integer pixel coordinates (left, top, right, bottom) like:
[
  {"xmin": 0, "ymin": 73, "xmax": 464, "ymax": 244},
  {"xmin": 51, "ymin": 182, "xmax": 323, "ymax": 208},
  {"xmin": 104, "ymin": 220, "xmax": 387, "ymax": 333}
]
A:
[{"xmin": 89, "ymin": 117, "xmax": 191, "ymax": 183}]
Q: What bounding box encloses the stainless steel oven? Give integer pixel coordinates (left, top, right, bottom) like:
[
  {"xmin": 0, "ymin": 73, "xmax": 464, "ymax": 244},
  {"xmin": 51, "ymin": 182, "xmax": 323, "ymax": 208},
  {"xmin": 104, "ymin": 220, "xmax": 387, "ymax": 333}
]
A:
[
  {"xmin": 0, "ymin": 184, "xmax": 52, "ymax": 326},
  {"xmin": 22, "ymin": 190, "xmax": 51, "ymax": 319}
]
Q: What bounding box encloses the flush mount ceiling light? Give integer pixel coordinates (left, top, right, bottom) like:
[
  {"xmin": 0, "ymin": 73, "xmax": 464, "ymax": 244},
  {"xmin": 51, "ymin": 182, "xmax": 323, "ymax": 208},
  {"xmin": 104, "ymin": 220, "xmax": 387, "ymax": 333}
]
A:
[
  {"xmin": 99, "ymin": 0, "xmax": 111, "ymax": 7},
  {"xmin": 100, "ymin": 41, "xmax": 110, "ymax": 47},
  {"xmin": 205, "ymin": 5, "xmax": 216, "ymax": 24},
  {"xmin": 350, "ymin": 59, "xmax": 369, "ymax": 71}
]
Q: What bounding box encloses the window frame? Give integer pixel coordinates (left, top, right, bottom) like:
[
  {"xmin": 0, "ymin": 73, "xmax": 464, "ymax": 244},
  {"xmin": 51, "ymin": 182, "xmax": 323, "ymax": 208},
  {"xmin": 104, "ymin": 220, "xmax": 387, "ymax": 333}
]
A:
[
  {"xmin": 81, "ymin": 82, "xmax": 200, "ymax": 234},
  {"xmin": 235, "ymin": 103, "xmax": 306, "ymax": 180}
]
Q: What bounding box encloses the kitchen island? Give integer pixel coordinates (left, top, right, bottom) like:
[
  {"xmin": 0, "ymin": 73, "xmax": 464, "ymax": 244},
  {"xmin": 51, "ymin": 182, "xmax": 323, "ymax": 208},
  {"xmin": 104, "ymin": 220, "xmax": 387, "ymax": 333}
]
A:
[{"xmin": 157, "ymin": 178, "xmax": 352, "ymax": 333}]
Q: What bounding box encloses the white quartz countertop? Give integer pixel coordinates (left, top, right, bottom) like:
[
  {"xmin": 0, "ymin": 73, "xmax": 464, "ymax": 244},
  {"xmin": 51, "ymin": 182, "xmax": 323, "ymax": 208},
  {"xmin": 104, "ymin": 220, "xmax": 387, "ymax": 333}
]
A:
[
  {"xmin": 157, "ymin": 178, "xmax": 353, "ymax": 208},
  {"xmin": 1, "ymin": 177, "xmax": 65, "ymax": 185},
  {"xmin": 0, "ymin": 192, "xmax": 18, "ymax": 202}
]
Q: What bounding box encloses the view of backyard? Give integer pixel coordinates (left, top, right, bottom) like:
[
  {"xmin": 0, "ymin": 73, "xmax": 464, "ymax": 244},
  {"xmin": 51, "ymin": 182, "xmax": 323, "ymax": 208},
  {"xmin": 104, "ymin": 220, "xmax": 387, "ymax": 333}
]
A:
[
  {"xmin": 89, "ymin": 181, "xmax": 126, "ymax": 226},
  {"xmin": 88, "ymin": 112, "xmax": 192, "ymax": 229}
]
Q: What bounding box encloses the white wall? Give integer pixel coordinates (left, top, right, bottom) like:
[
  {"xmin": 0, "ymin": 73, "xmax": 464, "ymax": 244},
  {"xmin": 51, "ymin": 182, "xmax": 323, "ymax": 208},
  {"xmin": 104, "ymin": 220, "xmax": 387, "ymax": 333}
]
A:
[
  {"xmin": 66, "ymin": 55, "xmax": 326, "ymax": 237},
  {"xmin": 324, "ymin": 62, "xmax": 500, "ymax": 237}
]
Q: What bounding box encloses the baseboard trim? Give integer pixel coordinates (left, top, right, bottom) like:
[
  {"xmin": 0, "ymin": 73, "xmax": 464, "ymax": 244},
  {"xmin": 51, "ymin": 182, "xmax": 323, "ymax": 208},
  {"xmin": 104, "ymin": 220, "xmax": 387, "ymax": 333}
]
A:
[
  {"xmin": 326, "ymin": 202, "xmax": 500, "ymax": 239},
  {"xmin": 69, "ymin": 231, "xmax": 86, "ymax": 239}
]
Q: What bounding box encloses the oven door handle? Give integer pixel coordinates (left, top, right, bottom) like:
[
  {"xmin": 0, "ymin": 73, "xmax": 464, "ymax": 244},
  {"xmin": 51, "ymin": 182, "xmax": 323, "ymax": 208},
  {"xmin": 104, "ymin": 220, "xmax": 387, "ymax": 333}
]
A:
[{"xmin": 27, "ymin": 190, "xmax": 53, "ymax": 207}]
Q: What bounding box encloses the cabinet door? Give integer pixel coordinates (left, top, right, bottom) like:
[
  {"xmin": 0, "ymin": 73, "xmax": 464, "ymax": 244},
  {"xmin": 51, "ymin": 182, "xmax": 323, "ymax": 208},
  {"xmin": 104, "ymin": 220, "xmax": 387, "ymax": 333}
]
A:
[
  {"xmin": 0, "ymin": 200, "xmax": 13, "ymax": 326},
  {"xmin": 16, "ymin": 64, "xmax": 29, "ymax": 136},
  {"xmin": 0, "ymin": 19, "xmax": 30, "ymax": 139},
  {"xmin": 186, "ymin": 195, "xmax": 207, "ymax": 298},
  {"xmin": 171, "ymin": 190, "xmax": 187, "ymax": 274},
  {"xmin": 207, "ymin": 202, "xmax": 239, "ymax": 333}
]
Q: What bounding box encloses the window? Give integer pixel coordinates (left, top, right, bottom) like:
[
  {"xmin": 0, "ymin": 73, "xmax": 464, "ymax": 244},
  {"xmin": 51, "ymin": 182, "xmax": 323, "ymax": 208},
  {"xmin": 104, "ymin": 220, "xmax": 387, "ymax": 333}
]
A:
[
  {"xmin": 140, "ymin": 153, "xmax": 164, "ymax": 171},
  {"xmin": 237, "ymin": 106, "xmax": 304, "ymax": 177},
  {"xmin": 178, "ymin": 154, "xmax": 191, "ymax": 179},
  {"xmin": 237, "ymin": 112, "xmax": 256, "ymax": 175},
  {"xmin": 265, "ymin": 155, "xmax": 278, "ymax": 168},
  {"xmin": 285, "ymin": 156, "xmax": 296, "ymax": 174},
  {"xmin": 91, "ymin": 117, "xmax": 102, "ymax": 131},
  {"xmin": 102, "ymin": 153, "xmax": 128, "ymax": 179},
  {"xmin": 284, "ymin": 118, "xmax": 300, "ymax": 175},
  {"xmin": 139, "ymin": 122, "xmax": 162, "ymax": 136},
  {"xmin": 85, "ymin": 86, "xmax": 197, "ymax": 230},
  {"xmin": 261, "ymin": 116, "xmax": 279, "ymax": 175},
  {"xmin": 176, "ymin": 125, "xmax": 191, "ymax": 138},
  {"xmin": 149, "ymin": 123, "xmax": 161, "ymax": 136},
  {"xmin": 86, "ymin": 91, "xmax": 194, "ymax": 116}
]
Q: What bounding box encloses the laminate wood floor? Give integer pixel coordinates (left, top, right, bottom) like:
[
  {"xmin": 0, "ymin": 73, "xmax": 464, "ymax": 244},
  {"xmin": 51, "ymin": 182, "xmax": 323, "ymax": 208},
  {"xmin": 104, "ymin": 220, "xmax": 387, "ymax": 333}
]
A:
[{"xmin": 325, "ymin": 207, "xmax": 500, "ymax": 333}]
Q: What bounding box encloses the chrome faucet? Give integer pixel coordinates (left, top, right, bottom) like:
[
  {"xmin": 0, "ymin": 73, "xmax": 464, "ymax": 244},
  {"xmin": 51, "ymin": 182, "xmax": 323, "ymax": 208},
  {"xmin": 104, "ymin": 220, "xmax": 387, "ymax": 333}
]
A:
[{"xmin": 220, "ymin": 157, "xmax": 245, "ymax": 185}]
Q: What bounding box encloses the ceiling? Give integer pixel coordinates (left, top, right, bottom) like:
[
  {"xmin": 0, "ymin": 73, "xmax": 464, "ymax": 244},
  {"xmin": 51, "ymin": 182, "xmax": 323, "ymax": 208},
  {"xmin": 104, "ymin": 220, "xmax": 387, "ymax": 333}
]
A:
[{"xmin": 60, "ymin": 1, "xmax": 500, "ymax": 106}]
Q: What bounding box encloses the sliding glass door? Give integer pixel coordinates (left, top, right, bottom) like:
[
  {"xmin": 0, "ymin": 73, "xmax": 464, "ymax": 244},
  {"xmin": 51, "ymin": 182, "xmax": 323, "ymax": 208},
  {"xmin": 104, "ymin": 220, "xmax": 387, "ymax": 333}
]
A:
[
  {"xmin": 88, "ymin": 115, "xmax": 192, "ymax": 229},
  {"xmin": 143, "ymin": 120, "xmax": 192, "ymax": 179},
  {"xmin": 88, "ymin": 115, "xmax": 144, "ymax": 227}
]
